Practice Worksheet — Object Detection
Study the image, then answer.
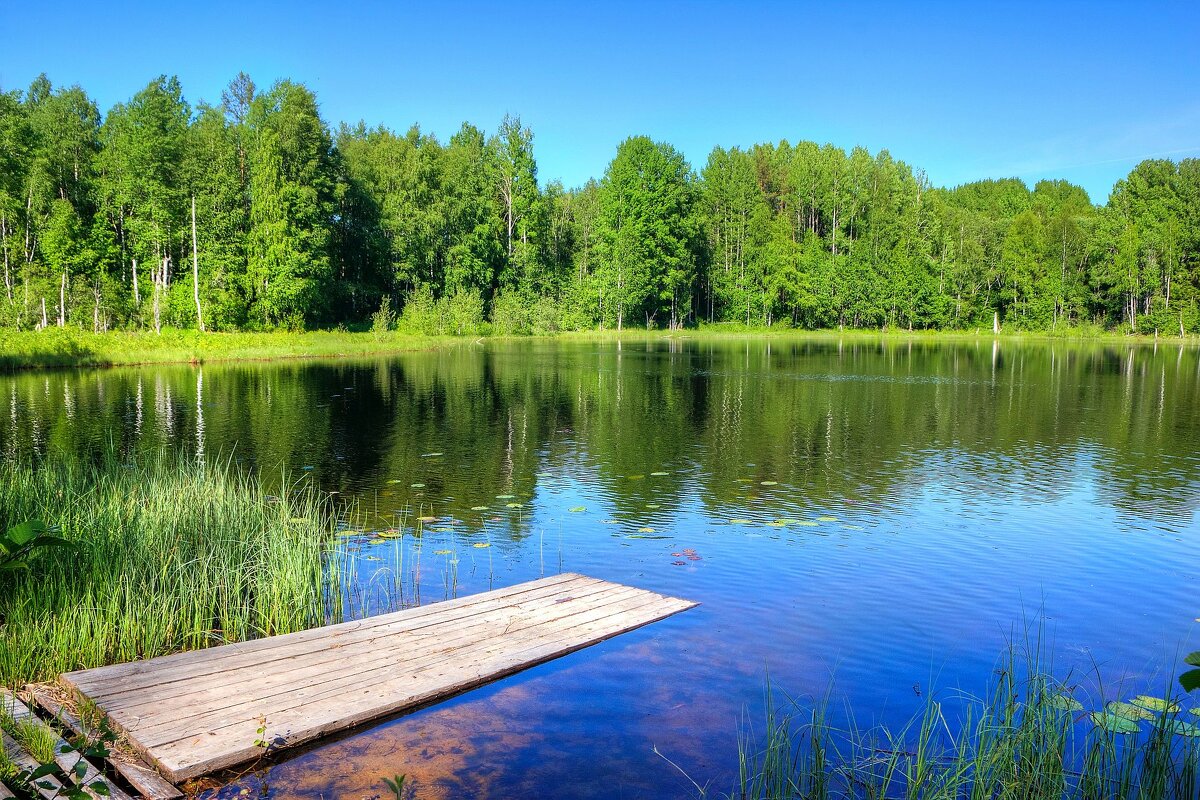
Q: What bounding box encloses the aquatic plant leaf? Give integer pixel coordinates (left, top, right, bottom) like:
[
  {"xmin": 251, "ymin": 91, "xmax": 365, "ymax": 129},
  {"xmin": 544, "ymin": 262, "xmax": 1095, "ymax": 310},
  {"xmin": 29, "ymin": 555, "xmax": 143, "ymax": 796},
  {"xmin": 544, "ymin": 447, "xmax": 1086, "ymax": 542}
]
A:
[
  {"xmin": 645, "ymin": 503, "xmax": 661, "ymax": 509},
  {"xmin": 387, "ymin": 479, "xmax": 403, "ymax": 484},
  {"xmin": 496, "ymin": 494, "xmax": 516, "ymax": 499},
  {"xmin": 637, "ymin": 527, "xmax": 656, "ymax": 533},
  {"xmin": 1091, "ymin": 712, "xmax": 1140, "ymax": 734},
  {"xmin": 417, "ymin": 516, "xmax": 438, "ymax": 523},
  {"xmin": 627, "ymin": 474, "xmax": 645, "ymax": 480},
  {"xmin": 471, "ymin": 506, "xmax": 489, "ymax": 511},
  {"xmin": 1045, "ymin": 692, "xmax": 1084, "ymax": 712},
  {"xmin": 728, "ymin": 518, "xmax": 754, "ymax": 525},
  {"xmin": 817, "ymin": 515, "xmax": 838, "ymax": 522},
  {"xmin": 1181, "ymin": 669, "xmax": 1200, "ymax": 693},
  {"xmin": 472, "ymin": 542, "xmax": 490, "ymax": 548},
  {"xmin": 421, "ymin": 452, "xmax": 444, "ymax": 457},
  {"xmin": 766, "ymin": 521, "xmax": 787, "ymax": 527},
  {"xmin": 569, "ymin": 506, "xmax": 586, "ymax": 512},
  {"xmin": 795, "ymin": 520, "xmax": 819, "ymax": 527},
  {"xmin": 1171, "ymin": 720, "xmax": 1200, "ymax": 737},
  {"xmin": 433, "ymin": 549, "xmax": 453, "ymax": 555},
  {"xmin": 1131, "ymin": 695, "xmax": 1178, "ymax": 713},
  {"xmin": 628, "ymin": 533, "xmax": 670, "ymax": 540},
  {"xmin": 506, "ymin": 502, "xmax": 522, "ymax": 508},
  {"xmin": 410, "ymin": 483, "xmax": 425, "ymax": 488},
  {"xmin": 773, "ymin": 519, "xmax": 802, "ymax": 526},
  {"xmin": 1106, "ymin": 701, "xmax": 1155, "ymax": 722},
  {"xmin": 760, "ymin": 481, "xmax": 778, "ymax": 486},
  {"xmin": 650, "ymin": 471, "xmax": 669, "ymax": 476},
  {"xmin": 1186, "ymin": 652, "xmax": 1200, "ymax": 667}
]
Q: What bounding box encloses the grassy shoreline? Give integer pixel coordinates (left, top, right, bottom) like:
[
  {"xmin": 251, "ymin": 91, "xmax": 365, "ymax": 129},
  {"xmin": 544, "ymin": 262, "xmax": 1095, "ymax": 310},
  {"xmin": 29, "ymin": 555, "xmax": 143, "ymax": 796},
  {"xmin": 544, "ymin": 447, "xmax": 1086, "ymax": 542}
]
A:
[
  {"xmin": 0, "ymin": 452, "xmax": 341, "ymax": 687},
  {"xmin": 0, "ymin": 325, "xmax": 1195, "ymax": 372}
]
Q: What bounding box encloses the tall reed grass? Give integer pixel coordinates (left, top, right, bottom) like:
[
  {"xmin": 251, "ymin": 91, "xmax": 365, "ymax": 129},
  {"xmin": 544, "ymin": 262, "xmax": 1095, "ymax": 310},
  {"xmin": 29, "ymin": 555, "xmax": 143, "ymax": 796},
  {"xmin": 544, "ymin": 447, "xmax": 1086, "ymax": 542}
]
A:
[
  {"xmin": 727, "ymin": 638, "xmax": 1200, "ymax": 799},
  {"xmin": 0, "ymin": 451, "xmax": 341, "ymax": 686}
]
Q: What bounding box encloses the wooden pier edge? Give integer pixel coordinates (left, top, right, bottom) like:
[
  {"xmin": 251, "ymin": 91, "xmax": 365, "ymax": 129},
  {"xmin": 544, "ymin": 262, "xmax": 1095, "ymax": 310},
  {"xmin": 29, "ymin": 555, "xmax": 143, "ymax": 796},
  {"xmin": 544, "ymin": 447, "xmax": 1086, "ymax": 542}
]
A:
[{"xmin": 60, "ymin": 573, "xmax": 698, "ymax": 783}]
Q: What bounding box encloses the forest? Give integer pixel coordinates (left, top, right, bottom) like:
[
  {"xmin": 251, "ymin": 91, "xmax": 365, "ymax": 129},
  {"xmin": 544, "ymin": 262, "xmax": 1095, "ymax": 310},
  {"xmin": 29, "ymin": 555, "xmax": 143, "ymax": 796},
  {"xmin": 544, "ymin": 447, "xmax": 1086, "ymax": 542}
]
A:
[{"xmin": 1, "ymin": 72, "xmax": 1198, "ymax": 336}]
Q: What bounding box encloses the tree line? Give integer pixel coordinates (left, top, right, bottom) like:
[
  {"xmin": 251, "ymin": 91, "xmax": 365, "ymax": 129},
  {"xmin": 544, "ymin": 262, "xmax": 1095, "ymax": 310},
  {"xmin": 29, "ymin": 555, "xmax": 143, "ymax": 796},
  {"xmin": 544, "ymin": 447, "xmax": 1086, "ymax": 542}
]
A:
[{"xmin": 2, "ymin": 72, "xmax": 1198, "ymax": 335}]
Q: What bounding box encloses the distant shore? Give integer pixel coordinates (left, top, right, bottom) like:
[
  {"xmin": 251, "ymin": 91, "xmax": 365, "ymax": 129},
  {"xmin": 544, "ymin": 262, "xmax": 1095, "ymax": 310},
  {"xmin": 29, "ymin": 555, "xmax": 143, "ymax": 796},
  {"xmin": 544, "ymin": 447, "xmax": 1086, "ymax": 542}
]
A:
[{"xmin": 0, "ymin": 326, "xmax": 1193, "ymax": 372}]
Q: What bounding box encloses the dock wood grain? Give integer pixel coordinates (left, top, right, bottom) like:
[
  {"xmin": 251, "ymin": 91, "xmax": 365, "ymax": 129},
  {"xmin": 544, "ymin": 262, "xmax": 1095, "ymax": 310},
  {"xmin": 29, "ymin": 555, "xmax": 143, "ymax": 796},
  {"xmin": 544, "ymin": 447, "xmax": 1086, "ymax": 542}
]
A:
[{"xmin": 61, "ymin": 573, "xmax": 696, "ymax": 783}]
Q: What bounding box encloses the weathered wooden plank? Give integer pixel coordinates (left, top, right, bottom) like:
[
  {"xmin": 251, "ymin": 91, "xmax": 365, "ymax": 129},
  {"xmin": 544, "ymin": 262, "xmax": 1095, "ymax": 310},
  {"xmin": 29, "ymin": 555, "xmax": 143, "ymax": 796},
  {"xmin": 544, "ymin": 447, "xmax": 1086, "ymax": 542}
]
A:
[
  {"xmin": 95, "ymin": 576, "xmax": 618, "ymax": 716},
  {"xmin": 101, "ymin": 580, "xmax": 630, "ymax": 723},
  {"xmin": 153, "ymin": 592, "xmax": 692, "ymax": 780},
  {"xmin": 65, "ymin": 574, "xmax": 697, "ymax": 783},
  {"xmin": 0, "ymin": 779, "xmax": 16, "ymax": 799},
  {"xmin": 68, "ymin": 572, "xmax": 591, "ymax": 697},
  {"xmin": 28, "ymin": 686, "xmax": 182, "ymax": 800},
  {"xmin": 130, "ymin": 583, "xmax": 655, "ymax": 744},
  {"xmin": 0, "ymin": 690, "xmax": 130, "ymax": 800}
]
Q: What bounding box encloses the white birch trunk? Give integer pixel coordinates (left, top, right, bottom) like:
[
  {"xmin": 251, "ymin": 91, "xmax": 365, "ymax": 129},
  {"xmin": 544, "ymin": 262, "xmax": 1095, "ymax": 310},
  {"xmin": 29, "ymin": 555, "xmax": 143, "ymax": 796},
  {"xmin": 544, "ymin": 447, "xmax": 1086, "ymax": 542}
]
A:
[{"xmin": 192, "ymin": 195, "xmax": 205, "ymax": 332}]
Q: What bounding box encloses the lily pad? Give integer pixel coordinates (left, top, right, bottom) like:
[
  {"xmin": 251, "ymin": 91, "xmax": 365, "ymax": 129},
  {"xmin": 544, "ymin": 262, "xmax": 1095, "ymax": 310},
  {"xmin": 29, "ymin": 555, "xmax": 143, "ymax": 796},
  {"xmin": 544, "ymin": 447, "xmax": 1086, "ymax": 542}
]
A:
[
  {"xmin": 1045, "ymin": 693, "xmax": 1084, "ymax": 712},
  {"xmin": 637, "ymin": 526, "xmax": 656, "ymax": 533},
  {"xmin": 433, "ymin": 549, "xmax": 453, "ymax": 555},
  {"xmin": 760, "ymin": 481, "xmax": 778, "ymax": 486},
  {"xmin": 471, "ymin": 505, "xmax": 489, "ymax": 511},
  {"xmin": 472, "ymin": 542, "xmax": 491, "ymax": 549},
  {"xmin": 1171, "ymin": 720, "xmax": 1200, "ymax": 737},
  {"xmin": 410, "ymin": 483, "xmax": 425, "ymax": 488},
  {"xmin": 795, "ymin": 520, "xmax": 819, "ymax": 527},
  {"xmin": 766, "ymin": 521, "xmax": 788, "ymax": 527},
  {"xmin": 728, "ymin": 518, "xmax": 755, "ymax": 525},
  {"xmin": 387, "ymin": 479, "xmax": 403, "ymax": 484},
  {"xmin": 645, "ymin": 503, "xmax": 661, "ymax": 509},
  {"xmin": 421, "ymin": 452, "xmax": 444, "ymax": 457},
  {"xmin": 569, "ymin": 506, "xmax": 586, "ymax": 512},
  {"xmin": 1107, "ymin": 701, "xmax": 1155, "ymax": 722},
  {"xmin": 774, "ymin": 519, "xmax": 803, "ymax": 526},
  {"xmin": 1131, "ymin": 696, "xmax": 1178, "ymax": 714},
  {"xmin": 496, "ymin": 494, "xmax": 516, "ymax": 500},
  {"xmin": 626, "ymin": 474, "xmax": 645, "ymax": 480},
  {"xmin": 650, "ymin": 471, "xmax": 669, "ymax": 476},
  {"xmin": 417, "ymin": 516, "xmax": 438, "ymax": 523},
  {"xmin": 817, "ymin": 515, "xmax": 838, "ymax": 522},
  {"xmin": 1091, "ymin": 712, "xmax": 1141, "ymax": 734},
  {"xmin": 506, "ymin": 502, "xmax": 522, "ymax": 508}
]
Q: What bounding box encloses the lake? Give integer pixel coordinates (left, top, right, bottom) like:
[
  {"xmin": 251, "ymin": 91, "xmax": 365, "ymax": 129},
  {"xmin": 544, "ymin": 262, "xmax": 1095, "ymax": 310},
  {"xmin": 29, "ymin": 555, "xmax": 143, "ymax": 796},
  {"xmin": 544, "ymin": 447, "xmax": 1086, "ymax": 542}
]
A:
[{"xmin": 3, "ymin": 336, "xmax": 1199, "ymax": 799}]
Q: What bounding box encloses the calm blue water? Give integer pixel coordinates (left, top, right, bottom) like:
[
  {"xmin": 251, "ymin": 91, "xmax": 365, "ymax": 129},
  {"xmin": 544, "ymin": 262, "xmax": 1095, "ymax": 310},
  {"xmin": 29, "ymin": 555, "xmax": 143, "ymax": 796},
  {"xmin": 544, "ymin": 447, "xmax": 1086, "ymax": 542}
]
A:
[{"xmin": 3, "ymin": 337, "xmax": 1199, "ymax": 798}]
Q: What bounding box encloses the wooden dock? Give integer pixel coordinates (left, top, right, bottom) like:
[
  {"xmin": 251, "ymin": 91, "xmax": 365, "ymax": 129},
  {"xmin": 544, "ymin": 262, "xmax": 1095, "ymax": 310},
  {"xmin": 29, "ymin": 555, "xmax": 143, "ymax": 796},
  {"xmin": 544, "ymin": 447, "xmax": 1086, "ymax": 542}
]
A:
[{"xmin": 61, "ymin": 573, "xmax": 696, "ymax": 783}]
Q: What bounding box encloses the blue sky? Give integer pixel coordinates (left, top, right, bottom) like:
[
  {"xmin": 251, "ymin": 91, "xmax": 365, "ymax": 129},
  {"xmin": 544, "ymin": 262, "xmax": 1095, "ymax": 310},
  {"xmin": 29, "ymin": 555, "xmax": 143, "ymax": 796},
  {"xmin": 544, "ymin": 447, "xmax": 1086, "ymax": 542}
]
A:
[{"xmin": 2, "ymin": 0, "xmax": 1197, "ymax": 203}]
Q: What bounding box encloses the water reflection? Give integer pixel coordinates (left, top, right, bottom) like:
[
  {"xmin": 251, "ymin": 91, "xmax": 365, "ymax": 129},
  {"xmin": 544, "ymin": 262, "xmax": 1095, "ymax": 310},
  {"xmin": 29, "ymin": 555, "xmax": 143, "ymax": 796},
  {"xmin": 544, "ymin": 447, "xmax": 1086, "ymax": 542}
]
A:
[{"xmin": 2, "ymin": 337, "xmax": 1200, "ymax": 798}]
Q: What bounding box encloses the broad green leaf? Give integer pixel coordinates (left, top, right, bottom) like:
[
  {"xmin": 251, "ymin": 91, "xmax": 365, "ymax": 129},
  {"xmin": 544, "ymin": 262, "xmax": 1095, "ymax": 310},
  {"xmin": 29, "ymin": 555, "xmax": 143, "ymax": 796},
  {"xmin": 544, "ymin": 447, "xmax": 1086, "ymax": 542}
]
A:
[{"xmin": 1090, "ymin": 712, "xmax": 1140, "ymax": 734}]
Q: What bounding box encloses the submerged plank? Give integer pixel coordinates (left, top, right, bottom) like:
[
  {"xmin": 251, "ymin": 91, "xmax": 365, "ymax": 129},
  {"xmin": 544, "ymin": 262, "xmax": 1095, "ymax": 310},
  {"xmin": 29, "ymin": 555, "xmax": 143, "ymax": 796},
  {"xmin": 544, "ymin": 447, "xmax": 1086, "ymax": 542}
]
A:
[{"xmin": 63, "ymin": 573, "xmax": 696, "ymax": 783}]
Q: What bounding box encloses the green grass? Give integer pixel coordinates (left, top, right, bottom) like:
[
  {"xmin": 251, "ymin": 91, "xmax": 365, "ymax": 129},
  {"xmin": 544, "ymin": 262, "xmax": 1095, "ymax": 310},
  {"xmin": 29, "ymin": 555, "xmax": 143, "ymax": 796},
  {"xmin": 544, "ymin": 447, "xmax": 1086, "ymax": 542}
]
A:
[
  {"xmin": 722, "ymin": 644, "xmax": 1200, "ymax": 800},
  {"xmin": 0, "ymin": 327, "xmax": 463, "ymax": 370},
  {"xmin": 2, "ymin": 323, "xmax": 1195, "ymax": 372},
  {"xmin": 0, "ymin": 716, "xmax": 58, "ymax": 765},
  {"xmin": 0, "ymin": 451, "xmax": 342, "ymax": 687}
]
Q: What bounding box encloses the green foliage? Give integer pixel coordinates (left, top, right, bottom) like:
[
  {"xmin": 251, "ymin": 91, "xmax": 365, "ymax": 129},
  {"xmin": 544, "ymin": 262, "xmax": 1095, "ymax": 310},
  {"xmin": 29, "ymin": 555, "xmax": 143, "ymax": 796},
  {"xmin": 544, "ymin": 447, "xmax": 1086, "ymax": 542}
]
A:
[
  {"xmin": 371, "ymin": 295, "xmax": 395, "ymax": 336},
  {"xmin": 1182, "ymin": 652, "xmax": 1200, "ymax": 693},
  {"xmin": 0, "ymin": 451, "xmax": 340, "ymax": 685},
  {"xmin": 2, "ymin": 72, "xmax": 1200, "ymax": 339},
  {"xmin": 0, "ymin": 520, "xmax": 71, "ymax": 573},
  {"xmin": 726, "ymin": 645, "xmax": 1200, "ymax": 800}
]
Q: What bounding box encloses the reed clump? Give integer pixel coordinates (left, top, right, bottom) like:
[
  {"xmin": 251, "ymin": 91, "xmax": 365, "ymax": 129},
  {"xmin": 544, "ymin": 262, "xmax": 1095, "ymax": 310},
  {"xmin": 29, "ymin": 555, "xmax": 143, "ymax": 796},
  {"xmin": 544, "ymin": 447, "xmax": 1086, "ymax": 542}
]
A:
[
  {"xmin": 0, "ymin": 451, "xmax": 341, "ymax": 687},
  {"xmin": 730, "ymin": 645, "xmax": 1200, "ymax": 799}
]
